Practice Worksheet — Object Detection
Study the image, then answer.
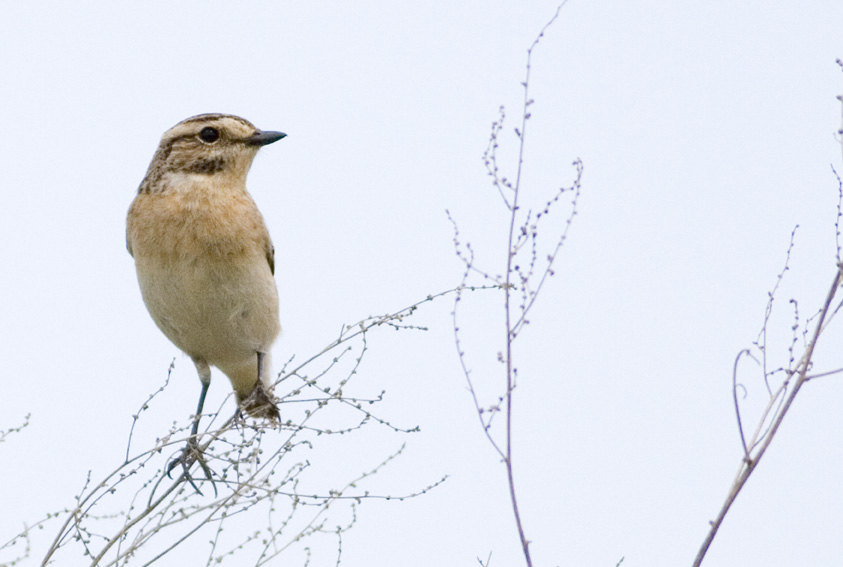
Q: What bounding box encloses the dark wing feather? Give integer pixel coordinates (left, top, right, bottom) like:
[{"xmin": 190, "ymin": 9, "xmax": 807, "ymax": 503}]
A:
[{"xmin": 266, "ymin": 241, "xmax": 275, "ymax": 275}]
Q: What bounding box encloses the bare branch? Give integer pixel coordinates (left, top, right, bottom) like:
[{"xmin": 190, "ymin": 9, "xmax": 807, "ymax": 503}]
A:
[
  {"xmin": 694, "ymin": 262, "xmax": 843, "ymax": 566},
  {"xmin": 36, "ymin": 292, "xmax": 458, "ymax": 567},
  {"xmin": 731, "ymin": 349, "xmax": 753, "ymax": 458},
  {"xmin": 450, "ymin": 4, "xmax": 578, "ymax": 566},
  {"xmin": 0, "ymin": 413, "xmax": 30, "ymax": 444}
]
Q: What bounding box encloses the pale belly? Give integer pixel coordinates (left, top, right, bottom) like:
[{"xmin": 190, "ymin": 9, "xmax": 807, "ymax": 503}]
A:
[{"xmin": 135, "ymin": 253, "xmax": 280, "ymax": 366}]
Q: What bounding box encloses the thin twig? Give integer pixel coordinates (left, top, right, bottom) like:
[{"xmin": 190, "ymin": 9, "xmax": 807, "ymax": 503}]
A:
[
  {"xmin": 731, "ymin": 349, "xmax": 752, "ymax": 458},
  {"xmin": 452, "ymin": 4, "xmax": 576, "ymax": 566},
  {"xmin": 693, "ymin": 264, "xmax": 843, "ymax": 566}
]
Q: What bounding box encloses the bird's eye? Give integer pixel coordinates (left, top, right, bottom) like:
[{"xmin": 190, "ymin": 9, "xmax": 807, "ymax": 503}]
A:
[{"xmin": 199, "ymin": 127, "xmax": 220, "ymax": 143}]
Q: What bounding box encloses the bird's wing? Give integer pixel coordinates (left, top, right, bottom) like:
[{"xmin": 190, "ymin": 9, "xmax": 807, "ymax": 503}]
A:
[
  {"xmin": 266, "ymin": 239, "xmax": 275, "ymax": 275},
  {"xmin": 126, "ymin": 225, "xmax": 134, "ymax": 257}
]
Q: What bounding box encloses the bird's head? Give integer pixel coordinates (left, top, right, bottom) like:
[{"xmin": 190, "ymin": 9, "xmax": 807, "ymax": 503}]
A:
[{"xmin": 139, "ymin": 114, "xmax": 286, "ymax": 194}]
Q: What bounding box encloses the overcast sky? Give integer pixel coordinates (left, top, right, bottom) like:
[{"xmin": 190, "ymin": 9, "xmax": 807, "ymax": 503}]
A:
[{"xmin": 2, "ymin": 2, "xmax": 843, "ymax": 566}]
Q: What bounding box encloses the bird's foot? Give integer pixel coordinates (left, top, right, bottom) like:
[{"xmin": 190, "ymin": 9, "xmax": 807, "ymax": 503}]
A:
[
  {"xmin": 166, "ymin": 437, "xmax": 217, "ymax": 497},
  {"xmin": 240, "ymin": 383, "xmax": 280, "ymax": 422}
]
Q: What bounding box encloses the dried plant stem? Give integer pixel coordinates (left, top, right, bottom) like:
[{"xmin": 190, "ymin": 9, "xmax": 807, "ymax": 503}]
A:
[
  {"xmin": 36, "ymin": 290, "xmax": 458, "ymax": 567},
  {"xmin": 693, "ymin": 264, "xmax": 843, "ymax": 567},
  {"xmin": 451, "ymin": 4, "xmax": 581, "ymax": 565},
  {"xmin": 695, "ymin": 59, "xmax": 843, "ymax": 567}
]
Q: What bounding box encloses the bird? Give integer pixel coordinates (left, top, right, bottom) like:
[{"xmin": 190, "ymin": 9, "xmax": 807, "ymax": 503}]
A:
[{"xmin": 126, "ymin": 113, "xmax": 285, "ymax": 480}]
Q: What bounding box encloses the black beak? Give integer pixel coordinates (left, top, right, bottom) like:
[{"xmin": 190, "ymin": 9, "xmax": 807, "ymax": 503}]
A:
[{"xmin": 245, "ymin": 130, "xmax": 287, "ymax": 147}]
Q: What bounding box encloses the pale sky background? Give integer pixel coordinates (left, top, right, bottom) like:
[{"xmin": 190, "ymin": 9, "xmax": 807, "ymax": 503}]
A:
[{"xmin": 2, "ymin": 2, "xmax": 843, "ymax": 566}]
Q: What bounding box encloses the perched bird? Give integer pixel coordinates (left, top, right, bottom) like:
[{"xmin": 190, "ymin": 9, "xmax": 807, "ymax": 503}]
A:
[{"xmin": 127, "ymin": 114, "xmax": 285, "ymax": 456}]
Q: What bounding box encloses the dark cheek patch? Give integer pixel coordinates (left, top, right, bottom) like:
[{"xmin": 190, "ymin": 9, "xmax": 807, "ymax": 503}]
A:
[{"xmin": 186, "ymin": 157, "xmax": 227, "ymax": 174}]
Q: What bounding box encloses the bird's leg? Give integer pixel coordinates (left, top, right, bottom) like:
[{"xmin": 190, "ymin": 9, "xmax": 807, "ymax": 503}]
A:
[
  {"xmin": 232, "ymin": 351, "xmax": 279, "ymax": 423},
  {"xmin": 257, "ymin": 351, "xmax": 265, "ymax": 383},
  {"xmin": 232, "ymin": 351, "xmax": 266, "ymax": 428},
  {"xmin": 242, "ymin": 351, "xmax": 266, "ymax": 419},
  {"xmin": 167, "ymin": 359, "xmax": 217, "ymax": 496}
]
